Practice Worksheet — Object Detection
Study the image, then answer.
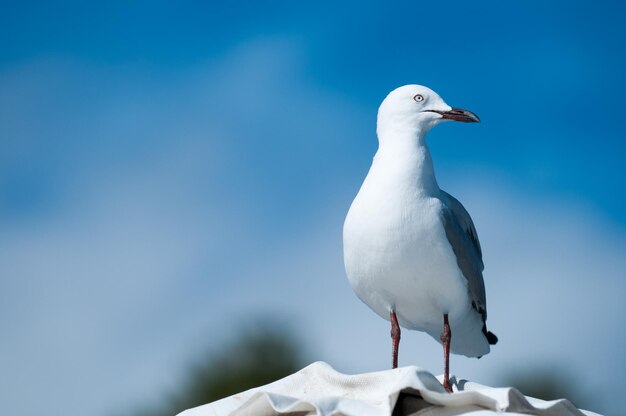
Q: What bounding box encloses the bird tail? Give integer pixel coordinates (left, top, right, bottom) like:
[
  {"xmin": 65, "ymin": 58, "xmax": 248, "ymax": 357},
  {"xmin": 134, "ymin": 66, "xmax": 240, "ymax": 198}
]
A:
[{"xmin": 481, "ymin": 324, "xmax": 498, "ymax": 345}]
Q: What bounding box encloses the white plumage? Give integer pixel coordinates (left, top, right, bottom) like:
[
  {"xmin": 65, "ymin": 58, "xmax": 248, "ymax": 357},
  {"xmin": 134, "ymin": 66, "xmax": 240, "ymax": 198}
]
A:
[{"xmin": 343, "ymin": 85, "xmax": 496, "ymax": 388}]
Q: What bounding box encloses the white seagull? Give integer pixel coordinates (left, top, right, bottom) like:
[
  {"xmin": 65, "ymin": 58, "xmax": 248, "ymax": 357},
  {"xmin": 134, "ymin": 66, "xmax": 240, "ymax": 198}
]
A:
[{"xmin": 343, "ymin": 85, "xmax": 497, "ymax": 392}]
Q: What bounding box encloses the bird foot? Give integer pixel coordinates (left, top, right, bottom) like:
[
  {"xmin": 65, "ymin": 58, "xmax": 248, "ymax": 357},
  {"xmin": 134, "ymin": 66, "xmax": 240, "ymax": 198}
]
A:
[{"xmin": 442, "ymin": 379, "xmax": 453, "ymax": 393}]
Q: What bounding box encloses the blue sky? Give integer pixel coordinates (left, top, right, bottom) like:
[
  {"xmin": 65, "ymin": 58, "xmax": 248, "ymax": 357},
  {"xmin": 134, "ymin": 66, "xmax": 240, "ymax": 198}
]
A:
[{"xmin": 1, "ymin": 1, "xmax": 625, "ymax": 415}]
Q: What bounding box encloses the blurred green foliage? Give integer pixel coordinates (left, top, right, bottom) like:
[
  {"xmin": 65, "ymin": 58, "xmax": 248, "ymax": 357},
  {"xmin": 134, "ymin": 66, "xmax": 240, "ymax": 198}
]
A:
[{"xmin": 136, "ymin": 323, "xmax": 306, "ymax": 416}]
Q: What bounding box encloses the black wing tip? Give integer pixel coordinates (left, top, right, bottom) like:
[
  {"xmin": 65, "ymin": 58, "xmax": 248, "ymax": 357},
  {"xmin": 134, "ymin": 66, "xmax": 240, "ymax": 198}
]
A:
[
  {"xmin": 477, "ymin": 331, "xmax": 498, "ymax": 359},
  {"xmin": 481, "ymin": 323, "xmax": 498, "ymax": 345}
]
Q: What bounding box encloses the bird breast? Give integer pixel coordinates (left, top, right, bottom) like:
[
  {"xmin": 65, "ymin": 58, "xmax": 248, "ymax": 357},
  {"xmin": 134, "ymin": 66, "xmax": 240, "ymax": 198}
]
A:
[{"xmin": 343, "ymin": 177, "xmax": 469, "ymax": 332}]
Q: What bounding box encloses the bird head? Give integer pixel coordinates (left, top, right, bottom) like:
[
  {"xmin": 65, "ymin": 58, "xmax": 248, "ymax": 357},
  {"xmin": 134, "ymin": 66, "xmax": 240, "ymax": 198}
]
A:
[{"xmin": 376, "ymin": 85, "xmax": 479, "ymax": 140}]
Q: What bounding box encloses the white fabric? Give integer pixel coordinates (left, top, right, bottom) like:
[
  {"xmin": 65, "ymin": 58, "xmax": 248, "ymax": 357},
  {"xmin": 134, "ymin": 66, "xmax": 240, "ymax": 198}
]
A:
[{"xmin": 177, "ymin": 362, "xmax": 601, "ymax": 416}]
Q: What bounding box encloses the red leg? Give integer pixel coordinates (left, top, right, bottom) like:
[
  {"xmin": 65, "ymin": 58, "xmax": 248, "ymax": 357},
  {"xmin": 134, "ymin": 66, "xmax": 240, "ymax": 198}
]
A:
[
  {"xmin": 390, "ymin": 311, "xmax": 401, "ymax": 369},
  {"xmin": 440, "ymin": 314, "xmax": 452, "ymax": 393}
]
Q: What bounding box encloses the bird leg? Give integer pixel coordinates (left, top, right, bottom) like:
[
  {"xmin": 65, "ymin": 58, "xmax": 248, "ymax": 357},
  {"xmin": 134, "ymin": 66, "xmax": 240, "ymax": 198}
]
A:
[
  {"xmin": 390, "ymin": 311, "xmax": 401, "ymax": 369},
  {"xmin": 440, "ymin": 314, "xmax": 452, "ymax": 393}
]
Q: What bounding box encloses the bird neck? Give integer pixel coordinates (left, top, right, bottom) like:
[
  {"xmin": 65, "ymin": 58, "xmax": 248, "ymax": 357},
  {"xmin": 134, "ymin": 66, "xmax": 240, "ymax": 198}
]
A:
[{"xmin": 375, "ymin": 130, "xmax": 440, "ymax": 195}]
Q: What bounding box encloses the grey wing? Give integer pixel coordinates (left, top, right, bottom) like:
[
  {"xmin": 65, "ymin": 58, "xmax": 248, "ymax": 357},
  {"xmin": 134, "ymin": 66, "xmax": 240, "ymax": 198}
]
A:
[{"xmin": 440, "ymin": 190, "xmax": 487, "ymax": 320}]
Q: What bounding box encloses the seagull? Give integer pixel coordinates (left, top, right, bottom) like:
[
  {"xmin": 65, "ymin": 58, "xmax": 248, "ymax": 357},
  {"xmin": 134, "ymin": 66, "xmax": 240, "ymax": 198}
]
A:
[{"xmin": 343, "ymin": 85, "xmax": 497, "ymax": 393}]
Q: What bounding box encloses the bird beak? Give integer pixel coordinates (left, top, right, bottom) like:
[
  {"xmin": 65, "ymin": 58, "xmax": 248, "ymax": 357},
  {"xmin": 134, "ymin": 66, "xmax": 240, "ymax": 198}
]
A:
[
  {"xmin": 425, "ymin": 108, "xmax": 480, "ymax": 123},
  {"xmin": 441, "ymin": 108, "xmax": 480, "ymax": 123}
]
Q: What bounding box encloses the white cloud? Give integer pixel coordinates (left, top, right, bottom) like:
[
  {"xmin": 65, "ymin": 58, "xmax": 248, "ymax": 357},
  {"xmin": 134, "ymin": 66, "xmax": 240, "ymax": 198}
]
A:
[{"xmin": 0, "ymin": 38, "xmax": 367, "ymax": 416}]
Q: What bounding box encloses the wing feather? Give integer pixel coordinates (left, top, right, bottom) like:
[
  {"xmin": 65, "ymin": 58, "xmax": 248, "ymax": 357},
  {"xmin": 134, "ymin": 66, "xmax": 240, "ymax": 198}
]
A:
[{"xmin": 440, "ymin": 190, "xmax": 487, "ymax": 322}]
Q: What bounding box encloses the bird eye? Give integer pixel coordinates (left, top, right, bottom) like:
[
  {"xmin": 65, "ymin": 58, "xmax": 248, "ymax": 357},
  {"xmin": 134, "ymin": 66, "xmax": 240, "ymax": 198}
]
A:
[{"xmin": 413, "ymin": 94, "xmax": 424, "ymax": 102}]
